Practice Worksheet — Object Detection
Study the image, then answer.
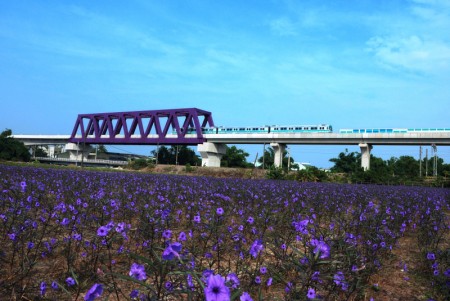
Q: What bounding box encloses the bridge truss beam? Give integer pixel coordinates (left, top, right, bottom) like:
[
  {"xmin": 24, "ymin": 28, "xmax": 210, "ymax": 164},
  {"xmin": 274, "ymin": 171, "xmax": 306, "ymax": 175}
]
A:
[{"xmin": 69, "ymin": 108, "xmax": 215, "ymax": 145}]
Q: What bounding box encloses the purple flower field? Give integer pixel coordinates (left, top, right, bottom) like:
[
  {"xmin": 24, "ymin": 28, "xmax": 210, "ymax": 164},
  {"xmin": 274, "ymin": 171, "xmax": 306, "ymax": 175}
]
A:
[{"xmin": 0, "ymin": 164, "xmax": 449, "ymax": 300}]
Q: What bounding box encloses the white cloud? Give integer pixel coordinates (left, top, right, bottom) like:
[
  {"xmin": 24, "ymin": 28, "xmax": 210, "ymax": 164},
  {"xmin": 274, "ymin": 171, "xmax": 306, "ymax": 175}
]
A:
[
  {"xmin": 366, "ymin": 35, "xmax": 450, "ymax": 73},
  {"xmin": 365, "ymin": 0, "xmax": 450, "ymax": 75},
  {"xmin": 269, "ymin": 17, "xmax": 297, "ymax": 36}
]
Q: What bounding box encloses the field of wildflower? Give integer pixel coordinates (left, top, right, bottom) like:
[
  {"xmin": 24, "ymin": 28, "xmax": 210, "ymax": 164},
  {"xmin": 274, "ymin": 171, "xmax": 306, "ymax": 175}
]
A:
[{"xmin": 0, "ymin": 163, "xmax": 449, "ymax": 300}]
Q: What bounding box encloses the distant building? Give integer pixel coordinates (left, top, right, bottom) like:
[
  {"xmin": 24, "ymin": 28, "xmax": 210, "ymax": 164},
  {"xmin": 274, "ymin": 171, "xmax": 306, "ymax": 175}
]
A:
[{"xmin": 292, "ymin": 162, "xmax": 313, "ymax": 171}]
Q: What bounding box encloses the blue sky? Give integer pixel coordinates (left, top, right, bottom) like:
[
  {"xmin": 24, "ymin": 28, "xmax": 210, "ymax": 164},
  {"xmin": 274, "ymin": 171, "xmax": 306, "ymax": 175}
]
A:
[{"xmin": 1, "ymin": 0, "xmax": 449, "ymax": 167}]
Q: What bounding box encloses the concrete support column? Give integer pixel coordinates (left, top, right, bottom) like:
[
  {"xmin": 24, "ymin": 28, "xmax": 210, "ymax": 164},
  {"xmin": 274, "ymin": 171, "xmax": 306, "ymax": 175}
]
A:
[
  {"xmin": 270, "ymin": 143, "xmax": 286, "ymax": 168},
  {"xmin": 359, "ymin": 143, "xmax": 372, "ymax": 171},
  {"xmin": 197, "ymin": 142, "xmax": 227, "ymax": 167},
  {"xmin": 48, "ymin": 145, "xmax": 55, "ymax": 158},
  {"xmin": 65, "ymin": 143, "xmax": 92, "ymax": 161}
]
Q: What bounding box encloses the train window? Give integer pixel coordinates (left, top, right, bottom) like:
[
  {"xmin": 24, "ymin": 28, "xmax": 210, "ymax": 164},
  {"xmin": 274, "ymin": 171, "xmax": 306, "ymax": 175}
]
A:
[
  {"xmin": 288, "ymin": 127, "xmax": 293, "ymax": 130},
  {"xmin": 366, "ymin": 129, "xmax": 372, "ymax": 133},
  {"xmin": 373, "ymin": 129, "xmax": 379, "ymax": 133},
  {"xmin": 311, "ymin": 127, "xmax": 317, "ymax": 130},
  {"xmin": 387, "ymin": 129, "xmax": 393, "ymax": 133},
  {"xmin": 281, "ymin": 127, "xmax": 287, "ymax": 130}
]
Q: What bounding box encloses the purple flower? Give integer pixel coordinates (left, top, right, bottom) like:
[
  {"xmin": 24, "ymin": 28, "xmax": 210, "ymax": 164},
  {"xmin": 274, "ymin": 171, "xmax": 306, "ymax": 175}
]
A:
[
  {"xmin": 162, "ymin": 242, "xmax": 182, "ymax": 260},
  {"xmin": 226, "ymin": 273, "xmax": 240, "ymax": 289},
  {"xmin": 178, "ymin": 231, "xmax": 187, "ymax": 241},
  {"xmin": 20, "ymin": 181, "xmax": 27, "ymax": 192},
  {"xmin": 194, "ymin": 215, "xmax": 201, "ymax": 223},
  {"xmin": 216, "ymin": 207, "xmax": 224, "ymax": 216},
  {"xmin": 40, "ymin": 281, "xmax": 46, "ymax": 296},
  {"xmin": 51, "ymin": 281, "xmax": 59, "ymax": 290},
  {"xmin": 130, "ymin": 289, "xmax": 139, "ymax": 298},
  {"xmin": 247, "ymin": 217, "xmax": 254, "ymax": 224},
  {"xmin": 285, "ymin": 282, "xmax": 293, "ymax": 293},
  {"xmin": 240, "ymin": 292, "xmax": 254, "ymax": 301},
  {"xmin": 249, "ymin": 239, "xmax": 264, "ymax": 258},
  {"xmin": 312, "ymin": 271, "xmax": 321, "ymax": 283},
  {"xmin": 427, "ymin": 252, "xmax": 435, "ymax": 260},
  {"xmin": 66, "ymin": 277, "xmax": 76, "ymax": 287},
  {"xmin": 333, "ymin": 271, "xmax": 347, "ymax": 290},
  {"xmin": 187, "ymin": 274, "xmax": 194, "ymax": 289},
  {"xmin": 129, "ymin": 263, "xmax": 147, "ymax": 281},
  {"xmin": 307, "ymin": 287, "xmax": 316, "ymax": 299},
  {"xmin": 204, "ymin": 274, "xmax": 230, "ymax": 301},
  {"xmin": 115, "ymin": 222, "xmax": 126, "ymax": 233},
  {"xmin": 97, "ymin": 226, "xmax": 109, "ymax": 237},
  {"xmin": 310, "ymin": 239, "xmax": 330, "ymax": 259},
  {"xmin": 267, "ymin": 277, "xmax": 273, "ymax": 286},
  {"xmin": 84, "ymin": 283, "xmax": 103, "ymax": 301},
  {"xmin": 260, "ymin": 266, "xmax": 267, "ymax": 274},
  {"xmin": 165, "ymin": 281, "xmax": 173, "ymax": 291},
  {"xmin": 255, "ymin": 276, "xmax": 261, "ymax": 284},
  {"xmin": 294, "ymin": 219, "xmax": 309, "ymax": 234},
  {"xmin": 162, "ymin": 229, "xmax": 172, "ymax": 239}
]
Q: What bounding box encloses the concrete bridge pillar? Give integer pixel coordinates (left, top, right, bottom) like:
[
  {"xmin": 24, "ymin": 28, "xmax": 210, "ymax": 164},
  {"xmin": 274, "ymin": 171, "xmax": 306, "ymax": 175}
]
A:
[
  {"xmin": 197, "ymin": 142, "xmax": 227, "ymax": 167},
  {"xmin": 65, "ymin": 143, "xmax": 92, "ymax": 161},
  {"xmin": 359, "ymin": 143, "xmax": 372, "ymax": 171},
  {"xmin": 270, "ymin": 143, "xmax": 286, "ymax": 168}
]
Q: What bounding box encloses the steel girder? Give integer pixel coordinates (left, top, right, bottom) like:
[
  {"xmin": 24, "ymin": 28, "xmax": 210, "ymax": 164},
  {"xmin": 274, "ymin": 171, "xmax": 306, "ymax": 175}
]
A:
[{"xmin": 69, "ymin": 108, "xmax": 214, "ymax": 145}]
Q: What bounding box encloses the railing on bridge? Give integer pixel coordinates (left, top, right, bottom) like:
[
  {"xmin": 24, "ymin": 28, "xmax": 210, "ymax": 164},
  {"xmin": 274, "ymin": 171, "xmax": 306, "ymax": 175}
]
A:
[
  {"xmin": 69, "ymin": 108, "xmax": 215, "ymax": 145},
  {"xmin": 34, "ymin": 157, "xmax": 128, "ymax": 166}
]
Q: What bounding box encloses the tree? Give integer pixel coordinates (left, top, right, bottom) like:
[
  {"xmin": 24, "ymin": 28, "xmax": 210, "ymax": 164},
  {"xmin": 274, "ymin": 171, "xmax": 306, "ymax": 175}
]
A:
[
  {"xmin": 97, "ymin": 145, "xmax": 108, "ymax": 153},
  {"xmin": 150, "ymin": 145, "xmax": 200, "ymax": 165},
  {"xmin": 295, "ymin": 166, "xmax": 328, "ymax": 182},
  {"xmin": 329, "ymin": 151, "xmax": 360, "ymax": 173},
  {"xmin": 151, "ymin": 146, "xmax": 172, "ymax": 164},
  {"xmin": 392, "ymin": 156, "xmax": 420, "ymax": 178},
  {"xmin": 221, "ymin": 146, "xmax": 250, "ymax": 168},
  {"xmin": 173, "ymin": 145, "xmax": 201, "ymax": 166},
  {"xmin": 258, "ymin": 147, "xmax": 274, "ymax": 169},
  {"xmin": 34, "ymin": 147, "xmax": 48, "ymax": 157},
  {"xmin": 257, "ymin": 146, "xmax": 294, "ymax": 170},
  {"xmin": 0, "ymin": 129, "xmax": 31, "ymax": 162}
]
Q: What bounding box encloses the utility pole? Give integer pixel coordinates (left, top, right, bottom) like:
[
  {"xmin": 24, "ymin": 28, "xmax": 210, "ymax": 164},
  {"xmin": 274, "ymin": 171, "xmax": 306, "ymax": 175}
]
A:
[
  {"xmin": 175, "ymin": 145, "xmax": 179, "ymax": 165},
  {"xmin": 425, "ymin": 148, "xmax": 428, "ymax": 177},
  {"xmin": 287, "ymin": 147, "xmax": 291, "ymax": 171},
  {"xmin": 432, "ymin": 144, "xmax": 437, "ymax": 177},
  {"xmin": 419, "ymin": 146, "xmax": 422, "ymax": 177},
  {"xmin": 76, "ymin": 142, "xmax": 79, "ymax": 167},
  {"xmin": 262, "ymin": 143, "xmax": 266, "ymax": 170}
]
